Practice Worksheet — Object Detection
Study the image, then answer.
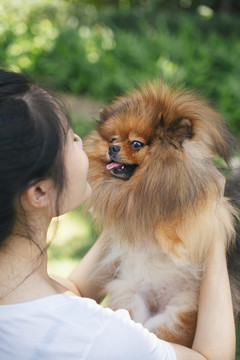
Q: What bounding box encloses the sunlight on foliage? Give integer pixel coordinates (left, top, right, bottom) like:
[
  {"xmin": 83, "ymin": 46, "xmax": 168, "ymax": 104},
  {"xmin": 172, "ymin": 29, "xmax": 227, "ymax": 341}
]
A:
[
  {"xmin": 197, "ymin": 5, "xmax": 214, "ymax": 18},
  {"xmin": 48, "ymin": 213, "xmax": 90, "ymax": 245},
  {"xmin": 47, "ymin": 205, "xmax": 98, "ymax": 277},
  {"xmin": 156, "ymin": 56, "xmax": 178, "ymax": 77},
  {"xmin": 47, "ymin": 258, "xmax": 79, "ymax": 278},
  {"xmin": 78, "ymin": 24, "xmax": 116, "ymax": 64},
  {"xmin": 0, "ymin": 0, "xmax": 64, "ymax": 72}
]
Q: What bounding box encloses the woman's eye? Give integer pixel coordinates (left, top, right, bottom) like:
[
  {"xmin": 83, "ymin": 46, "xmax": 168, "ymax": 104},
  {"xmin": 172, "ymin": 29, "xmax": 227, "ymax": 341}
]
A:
[
  {"xmin": 130, "ymin": 140, "xmax": 144, "ymax": 150},
  {"xmin": 111, "ymin": 137, "xmax": 118, "ymax": 143}
]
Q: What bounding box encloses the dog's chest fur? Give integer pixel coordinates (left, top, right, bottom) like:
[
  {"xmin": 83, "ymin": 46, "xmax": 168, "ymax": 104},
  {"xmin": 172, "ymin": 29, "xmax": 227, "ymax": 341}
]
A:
[{"xmin": 102, "ymin": 236, "xmax": 201, "ymax": 326}]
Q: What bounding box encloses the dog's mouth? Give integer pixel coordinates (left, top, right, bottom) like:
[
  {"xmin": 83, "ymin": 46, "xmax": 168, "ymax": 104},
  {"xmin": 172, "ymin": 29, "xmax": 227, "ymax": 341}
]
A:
[{"xmin": 106, "ymin": 162, "xmax": 138, "ymax": 180}]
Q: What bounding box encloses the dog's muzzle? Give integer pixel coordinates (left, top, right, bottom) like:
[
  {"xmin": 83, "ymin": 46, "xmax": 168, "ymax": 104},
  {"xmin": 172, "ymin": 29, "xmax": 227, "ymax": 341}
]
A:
[{"xmin": 106, "ymin": 145, "xmax": 138, "ymax": 180}]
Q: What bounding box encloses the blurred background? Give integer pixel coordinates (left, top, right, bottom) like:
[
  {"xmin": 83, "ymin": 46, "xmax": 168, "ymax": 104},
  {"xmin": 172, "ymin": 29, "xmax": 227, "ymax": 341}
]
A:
[{"xmin": 0, "ymin": 0, "xmax": 239, "ymax": 356}]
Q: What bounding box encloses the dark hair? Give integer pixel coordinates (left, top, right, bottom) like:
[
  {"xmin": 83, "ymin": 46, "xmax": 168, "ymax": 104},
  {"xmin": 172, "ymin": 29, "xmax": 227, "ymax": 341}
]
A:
[{"xmin": 0, "ymin": 69, "xmax": 70, "ymax": 245}]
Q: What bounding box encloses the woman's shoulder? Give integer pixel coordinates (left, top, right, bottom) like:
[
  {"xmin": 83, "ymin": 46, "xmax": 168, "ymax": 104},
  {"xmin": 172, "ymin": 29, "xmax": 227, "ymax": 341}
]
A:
[
  {"xmin": 0, "ymin": 293, "xmax": 126, "ymax": 319},
  {"xmin": 0, "ymin": 293, "xmax": 132, "ymax": 339}
]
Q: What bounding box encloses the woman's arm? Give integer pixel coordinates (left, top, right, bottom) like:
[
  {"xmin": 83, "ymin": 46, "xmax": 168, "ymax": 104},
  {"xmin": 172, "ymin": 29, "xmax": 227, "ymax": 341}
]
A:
[
  {"xmin": 68, "ymin": 234, "xmax": 111, "ymax": 302},
  {"xmin": 172, "ymin": 239, "xmax": 236, "ymax": 360}
]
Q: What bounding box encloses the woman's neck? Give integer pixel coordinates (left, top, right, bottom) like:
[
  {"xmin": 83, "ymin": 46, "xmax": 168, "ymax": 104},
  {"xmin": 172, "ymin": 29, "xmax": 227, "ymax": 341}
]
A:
[{"xmin": 0, "ymin": 229, "xmax": 66, "ymax": 304}]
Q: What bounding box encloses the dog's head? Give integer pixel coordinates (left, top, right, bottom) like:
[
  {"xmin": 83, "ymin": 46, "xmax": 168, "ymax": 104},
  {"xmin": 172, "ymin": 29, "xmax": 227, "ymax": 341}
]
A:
[
  {"xmin": 84, "ymin": 81, "xmax": 235, "ymax": 231},
  {"xmin": 104, "ymin": 114, "xmax": 195, "ymax": 180},
  {"xmin": 88, "ymin": 81, "xmax": 234, "ymax": 180}
]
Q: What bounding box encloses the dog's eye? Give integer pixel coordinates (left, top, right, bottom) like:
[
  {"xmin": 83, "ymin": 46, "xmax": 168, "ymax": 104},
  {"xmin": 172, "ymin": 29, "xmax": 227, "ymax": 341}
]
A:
[
  {"xmin": 111, "ymin": 137, "xmax": 118, "ymax": 143},
  {"xmin": 130, "ymin": 141, "xmax": 144, "ymax": 151}
]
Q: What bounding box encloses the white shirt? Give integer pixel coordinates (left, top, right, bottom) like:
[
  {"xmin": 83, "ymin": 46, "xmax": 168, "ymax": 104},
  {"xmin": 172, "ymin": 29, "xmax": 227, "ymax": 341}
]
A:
[{"xmin": 0, "ymin": 294, "xmax": 177, "ymax": 360}]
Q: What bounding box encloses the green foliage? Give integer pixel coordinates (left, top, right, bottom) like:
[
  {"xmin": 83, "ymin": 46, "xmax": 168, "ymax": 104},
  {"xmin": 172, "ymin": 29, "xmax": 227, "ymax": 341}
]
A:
[
  {"xmin": 71, "ymin": 113, "xmax": 95, "ymax": 139},
  {"xmin": 0, "ymin": 0, "xmax": 240, "ymax": 137}
]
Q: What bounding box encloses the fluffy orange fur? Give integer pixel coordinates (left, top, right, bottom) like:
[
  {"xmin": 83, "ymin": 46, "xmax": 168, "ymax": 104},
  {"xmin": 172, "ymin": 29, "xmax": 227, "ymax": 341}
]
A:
[{"xmin": 84, "ymin": 81, "xmax": 239, "ymax": 347}]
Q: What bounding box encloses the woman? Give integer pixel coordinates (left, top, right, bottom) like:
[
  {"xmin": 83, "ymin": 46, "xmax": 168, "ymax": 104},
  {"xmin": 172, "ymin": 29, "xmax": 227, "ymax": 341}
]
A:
[{"xmin": 0, "ymin": 69, "xmax": 236, "ymax": 359}]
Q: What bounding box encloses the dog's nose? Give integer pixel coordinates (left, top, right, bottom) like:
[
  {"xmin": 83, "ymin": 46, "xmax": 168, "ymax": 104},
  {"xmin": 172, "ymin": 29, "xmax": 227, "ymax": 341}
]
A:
[{"xmin": 109, "ymin": 145, "xmax": 121, "ymax": 153}]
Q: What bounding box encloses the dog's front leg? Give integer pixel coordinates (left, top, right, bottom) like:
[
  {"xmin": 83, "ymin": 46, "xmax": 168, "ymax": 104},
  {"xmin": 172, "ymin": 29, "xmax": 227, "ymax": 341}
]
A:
[
  {"xmin": 144, "ymin": 303, "xmax": 197, "ymax": 347},
  {"xmin": 130, "ymin": 294, "xmax": 151, "ymax": 324}
]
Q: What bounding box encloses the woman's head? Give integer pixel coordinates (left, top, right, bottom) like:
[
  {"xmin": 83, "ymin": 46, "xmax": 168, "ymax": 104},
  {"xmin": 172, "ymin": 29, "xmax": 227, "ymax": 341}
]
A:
[{"xmin": 0, "ymin": 69, "xmax": 72, "ymax": 244}]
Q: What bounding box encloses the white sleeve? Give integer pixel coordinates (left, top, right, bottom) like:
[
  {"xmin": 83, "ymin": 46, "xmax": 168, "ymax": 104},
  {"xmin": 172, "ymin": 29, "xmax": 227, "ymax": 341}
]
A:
[{"xmin": 86, "ymin": 308, "xmax": 177, "ymax": 360}]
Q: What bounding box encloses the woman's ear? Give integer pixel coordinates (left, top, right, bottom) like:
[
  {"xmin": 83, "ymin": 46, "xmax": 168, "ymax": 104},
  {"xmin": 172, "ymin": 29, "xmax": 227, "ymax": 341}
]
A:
[{"xmin": 21, "ymin": 179, "xmax": 54, "ymax": 209}]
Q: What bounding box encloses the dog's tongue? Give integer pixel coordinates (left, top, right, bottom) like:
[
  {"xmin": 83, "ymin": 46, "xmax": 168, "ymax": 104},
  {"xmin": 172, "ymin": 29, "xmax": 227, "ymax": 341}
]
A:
[{"xmin": 106, "ymin": 162, "xmax": 122, "ymax": 170}]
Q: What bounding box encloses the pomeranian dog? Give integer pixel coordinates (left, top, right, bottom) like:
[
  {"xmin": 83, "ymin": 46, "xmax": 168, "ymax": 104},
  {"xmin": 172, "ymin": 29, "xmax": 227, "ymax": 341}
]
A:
[{"xmin": 84, "ymin": 81, "xmax": 240, "ymax": 347}]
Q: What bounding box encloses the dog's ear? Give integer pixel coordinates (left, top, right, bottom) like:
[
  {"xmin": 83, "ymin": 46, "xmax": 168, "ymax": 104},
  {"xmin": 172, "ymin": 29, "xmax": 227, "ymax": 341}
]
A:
[
  {"xmin": 164, "ymin": 118, "xmax": 193, "ymax": 147},
  {"xmin": 172, "ymin": 118, "xmax": 193, "ymax": 139},
  {"xmin": 99, "ymin": 106, "xmax": 112, "ymax": 123}
]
